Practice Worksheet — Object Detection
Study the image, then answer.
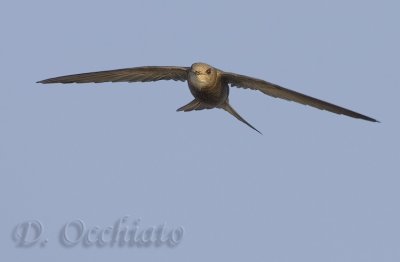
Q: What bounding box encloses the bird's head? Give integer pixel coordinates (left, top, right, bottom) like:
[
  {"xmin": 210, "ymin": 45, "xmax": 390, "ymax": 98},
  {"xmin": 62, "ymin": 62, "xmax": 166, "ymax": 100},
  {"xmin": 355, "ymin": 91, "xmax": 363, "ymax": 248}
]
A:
[{"xmin": 189, "ymin": 62, "xmax": 218, "ymax": 88}]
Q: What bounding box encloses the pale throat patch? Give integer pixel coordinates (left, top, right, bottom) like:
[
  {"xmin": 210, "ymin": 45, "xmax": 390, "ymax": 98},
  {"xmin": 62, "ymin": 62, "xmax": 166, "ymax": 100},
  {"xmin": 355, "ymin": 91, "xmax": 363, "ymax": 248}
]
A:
[{"xmin": 189, "ymin": 73, "xmax": 212, "ymax": 89}]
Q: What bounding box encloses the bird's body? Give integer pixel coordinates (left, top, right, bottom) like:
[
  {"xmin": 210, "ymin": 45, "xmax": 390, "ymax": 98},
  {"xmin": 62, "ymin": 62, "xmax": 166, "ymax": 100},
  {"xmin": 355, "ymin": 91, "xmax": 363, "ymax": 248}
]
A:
[
  {"xmin": 187, "ymin": 63, "xmax": 228, "ymax": 107},
  {"xmin": 38, "ymin": 62, "xmax": 378, "ymax": 133}
]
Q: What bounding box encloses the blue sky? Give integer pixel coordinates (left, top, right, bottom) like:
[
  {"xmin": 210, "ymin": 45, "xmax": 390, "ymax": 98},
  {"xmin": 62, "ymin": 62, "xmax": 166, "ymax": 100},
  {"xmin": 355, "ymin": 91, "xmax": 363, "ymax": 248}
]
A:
[{"xmin": 1, "ymin": 0, "xmax": 399, "ymax": 261}]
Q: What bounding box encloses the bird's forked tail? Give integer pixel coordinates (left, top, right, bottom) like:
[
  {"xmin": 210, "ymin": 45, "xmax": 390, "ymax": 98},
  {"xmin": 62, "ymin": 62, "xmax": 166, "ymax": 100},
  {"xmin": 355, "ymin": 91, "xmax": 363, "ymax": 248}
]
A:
[{"xmin": 220, "ymin": 102, "xmax": 262, "ymax": 134}]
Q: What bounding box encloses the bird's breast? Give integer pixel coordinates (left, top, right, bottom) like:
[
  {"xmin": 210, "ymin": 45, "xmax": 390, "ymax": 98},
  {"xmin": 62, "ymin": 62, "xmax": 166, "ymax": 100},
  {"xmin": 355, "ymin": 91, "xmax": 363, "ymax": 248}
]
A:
[{"xmin": 188, "ymin": 80, "xmax": 228, "ymax": 106}]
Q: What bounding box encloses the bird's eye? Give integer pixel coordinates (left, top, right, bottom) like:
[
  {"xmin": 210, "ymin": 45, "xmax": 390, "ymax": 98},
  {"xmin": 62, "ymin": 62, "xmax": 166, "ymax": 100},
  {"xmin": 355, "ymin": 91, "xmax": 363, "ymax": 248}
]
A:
[{"xmin": 206, "ymin": 68, "xmax": 212, "ymax": 75}]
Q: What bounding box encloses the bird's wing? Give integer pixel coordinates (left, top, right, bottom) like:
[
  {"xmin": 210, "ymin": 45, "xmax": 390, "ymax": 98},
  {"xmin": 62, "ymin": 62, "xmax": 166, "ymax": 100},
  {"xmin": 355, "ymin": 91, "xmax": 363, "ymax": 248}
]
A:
[
  {"xmin": 38, "ymin": 66, "xmax": 189, "ymax": 84},
  {"xmin": 222, "ymin": 71, "xmax": 378, "ymax": 122}
]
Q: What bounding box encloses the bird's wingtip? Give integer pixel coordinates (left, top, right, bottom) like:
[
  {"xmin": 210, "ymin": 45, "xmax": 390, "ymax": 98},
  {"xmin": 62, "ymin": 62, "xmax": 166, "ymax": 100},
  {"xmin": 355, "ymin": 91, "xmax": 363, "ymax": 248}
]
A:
[
  {"xmin": 368, "ymin": 117, "xmax": 380, "ymax": 123},
  {"xmin": 359, "ymin": 114, "xmax": 380, "ymax": 123},
  {"xmin": 37, "ymin": 79, "xmax": 49, "ymax": 84}
]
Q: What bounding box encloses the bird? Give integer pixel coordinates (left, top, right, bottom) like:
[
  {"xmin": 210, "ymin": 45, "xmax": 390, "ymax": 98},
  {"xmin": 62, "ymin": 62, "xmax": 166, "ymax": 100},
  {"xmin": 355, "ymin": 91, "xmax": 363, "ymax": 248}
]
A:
[{"xmin": 37, "ymin": 62, "xmax": 378, "ymax": 133}]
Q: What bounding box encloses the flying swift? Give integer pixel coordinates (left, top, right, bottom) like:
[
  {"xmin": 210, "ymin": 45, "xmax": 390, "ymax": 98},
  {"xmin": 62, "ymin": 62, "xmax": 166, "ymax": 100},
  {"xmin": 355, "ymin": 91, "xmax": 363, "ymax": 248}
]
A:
[{"xmin": 38, "ymin": 62, "xmax": 378, "ymax": 133}]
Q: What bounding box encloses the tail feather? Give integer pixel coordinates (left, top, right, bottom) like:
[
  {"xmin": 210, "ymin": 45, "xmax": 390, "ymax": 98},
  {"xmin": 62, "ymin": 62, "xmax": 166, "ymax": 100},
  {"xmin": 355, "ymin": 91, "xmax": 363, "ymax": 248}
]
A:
[
  {"xmin": 220, "ymin": 102, "xmax": 262, "ymax": 134},
  {"xmin": 177, "ymin": 99, "xmax": 212, "ymax": 112}
]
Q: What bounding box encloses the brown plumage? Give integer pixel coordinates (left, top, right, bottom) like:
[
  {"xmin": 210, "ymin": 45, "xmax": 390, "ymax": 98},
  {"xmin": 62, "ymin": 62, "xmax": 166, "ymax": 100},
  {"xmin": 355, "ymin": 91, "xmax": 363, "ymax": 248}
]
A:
[{"xmin": 38, "ymin": 62, "xmax": 378, "ymax": 133}]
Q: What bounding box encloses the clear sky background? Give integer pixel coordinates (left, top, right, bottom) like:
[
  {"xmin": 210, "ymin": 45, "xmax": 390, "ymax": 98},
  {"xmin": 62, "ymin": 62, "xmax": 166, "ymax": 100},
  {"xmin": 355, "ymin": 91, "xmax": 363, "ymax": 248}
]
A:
[{"xmin": 1, "ymin": 0, "xmax": 399, "ymax": 261}]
